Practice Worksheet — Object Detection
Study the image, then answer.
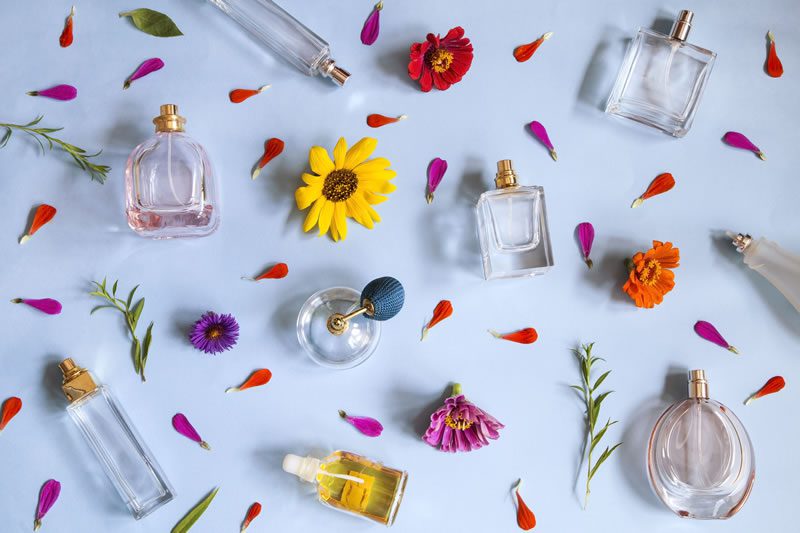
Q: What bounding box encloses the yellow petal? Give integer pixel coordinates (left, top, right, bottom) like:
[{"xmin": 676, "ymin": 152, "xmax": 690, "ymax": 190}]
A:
[
  {"xmin": 303, "ymin": 196, "xmax": 326, "ymax": 232},
  {"xmin": 345, "ymin": 198, "xmax": 369, "ymax": 225},
  {"xmin": 333, "ymin": 202, "xmax": 347, "ymax": 240},
  {"xmin": 360, "ymin": 179, "xmax": 397, "ymax": 194},
  {"xmin": 344, "ymin": 137, "xmax": 378, "ymax": 169},
  {"xmin": 352, "ymin": 195, "xmax": 375, "ymax": 229},
  {"xmin": 356, "ymin": 169, "xmax": 397, "ymax": 181},
  {"xmin": 302, "ymin": 173, "xmax": 323, "ymax": 186},
  {"xmin": 333, "ymin": 137, "xmax": 347, "ymax": 170},
  {"xmin": 362, "ymin": 190, "xmax": 388, "ymax": 204},
  {"xmin": 309, "ymin": 146, "xmax": 334, "ymax": 176},
  {"xmin": 353, "ymin": 157, "xmax": 392, "ymax": 174},
  {"xmin": 318, "ymin": 200, "xmax": 335, "ymax": 236},
  {"xmin": 365, "ymin": 204, "xmax": 382, "ymax": 223},
  {"xmin": 295, "ymin": 185, "xmax": 322, "ymax": 210},
  {"xmin": 330, "ymin": 218, "xmax": 340, "ymax": 241}
]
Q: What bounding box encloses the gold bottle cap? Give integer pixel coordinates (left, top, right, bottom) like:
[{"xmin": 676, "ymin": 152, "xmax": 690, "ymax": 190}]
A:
[
  {"xmin": 688, "ymin": 369, "xmax": 709, "ymax": 399},
  {"xmin": 60, "ymin": 358, "xmax": 97, "ymax": 403},
  {"xmin": 320, "ymin": 59, "xmax": 350, "ymax": 86},
  {"xmin": 153, "ymin": 104, "xmax": 186, "ymax": 133},
  {"xmin": 495, "ymin": 159, "xmax": 519, "ymax": 189},
  {"xmin": 670, "ymin": 10, "xmax": 694, "ymax": 42}
]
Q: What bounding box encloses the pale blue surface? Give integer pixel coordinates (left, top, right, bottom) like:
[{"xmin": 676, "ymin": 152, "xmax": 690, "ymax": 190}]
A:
[{"xmin": 1, "ymin": 1, "xmax": 799, "ymax": 531}]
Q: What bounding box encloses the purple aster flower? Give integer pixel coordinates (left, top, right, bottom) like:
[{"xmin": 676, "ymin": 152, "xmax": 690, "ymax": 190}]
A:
[
  {"xmin": 189, "ymin": 311, "xmax": 239, "ymax": 355},
  {"xmin": 422, "ymin": 383, "xmax": 504, "ymax": 453}
]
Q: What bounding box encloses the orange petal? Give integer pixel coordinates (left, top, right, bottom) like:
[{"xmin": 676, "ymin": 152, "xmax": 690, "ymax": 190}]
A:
[
  {"xmin": 0, "ymin": 396, "xmax": 22, "ymax": 431},
  {"xmin": 514, "ymin": 480, "xmax": 536, "ymax": 530},
  {"xmin": 252, "ymin": 138, "xmax": 285, "ymax": 179},
  {"xmin": 248, "ymin": 263, "xmax": 288, "ymax": 281},
  {"xmin": 366, "ymin": 114, "xmax": 407, "ymax": 128},
  {"xmin": 20, "ymin": 204, "xmax": 57, "ymax": 244},
  {"xmin": 241, "ymin": 502, "xmax": 262, "ymax": 531},
  {"xmin": 226, "ymin": 369, "xmax": 272, "ymax": 393},
  {"xmin": 766, "ymin": 32, "xmax": 784, "ymax": 78},
  {"xmin": 229, "ymin": 85, "xmax": 270, "ymax": 103},
  {"xmin": 421, "ymin": 300, "xmax": 453, "ymax": 340},
  {"xmin": 746, "ymin": 375, "xmax": 785, "ymax": 404},
  {"xmin": 641, "ymin": 173, "xmax": 675, "ymax": 200},
  {"xmin": 513, "ymin": 32, "xmax": 553, "ymax": 63},
  {"xmin": 490, "ymin": 328, "xmax": 538, "ymax": 344}
]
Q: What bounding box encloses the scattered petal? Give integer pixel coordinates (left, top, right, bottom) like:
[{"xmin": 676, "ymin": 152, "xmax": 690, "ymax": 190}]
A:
[
  {"xmin": 244, "ymin": 262, "xmax": 289, "ymax": 281},
  {"xmin": 360, "ymin": 1, "xmax": 383, "ymax": 46},
  {"xmin": 422, "ymin": 383, "xmax": 504, "ymax": 452},
  {"xmin": 240, "ymin": 502, "xmax": 262, "ymax": 532},
  {"xmin": 421, "ymin": 300, "xmax": 453, "ymax": 340},
  {"xmin": 366, "ymin": 113, "xmax": 407, "ymax": 128},
  {"xmin": 631, "ymin": 173, "xmax": 675, "ymax": 208},
  {"xmin": 20, "ymin": 204, "xmax": 57, "ymax": 244},
  {"xmin": 59, "ymin": 6, "xmax": 75, "ymax": 48},
  {"xmin": 27, "ymin": 85, "xmax": 77, "ymax": 101},
  {"xmin": 226, "ymin": 369, "xmax": 272, "ymax": 393},
  {"xmin": 0, "ymin": 396, "xmax": 22, "ymax": 432},
  {"xmin": 766, "ymin": 31, "xmax": 784, "ymax": 78},
  {"xmin": 11, "ymin": 298, "xmax": 62, "ymax": 315},
  {"xmin": 514, "ymin": 479, "xmax": 537, "ymax": 530},
  {"xmin": 172, "ymin": 488, "xmax": 219, "ymax": 533},
  {"xmin": 489, "ymin": 328, "xmax": 538, "ymax": 344},
  {"xmin": 576, "ymin": 222, "xmax": 595, "ymax": 269},
  {"xmin": 338, "ymin": 410, "xmax": 384, "ymax": 437},
  {"xmin": 514, "ymin": 32, "xmax": 553, "ymax": 62},
  {"xmin": 251, "ymin": 138, "xmax": 284, "ymax": 179},
  {"xmin": 694, "ymin": 320, "xmax": 738, "ymax": 354},
  {"xmin": 745, "ymin": 376, "xmax": 785, "ymax": 405},
  {"xmin": 34, "ymin": 479, "xmax": 61, "ymax": 531},
  {"xmin": 426, "ymin": 157, "xmax": 448, "ymax": 204},
  {"xmin": 528, "ymin": 121, "xmax": 557, "ymax": 161},
  {"xmin": 229, "ymin": 85, "xmax": 271, "ymax": 104},
  {"xmin": 123, "ymin": 58, "xmax": 165, "ymax": 89},
  {"xmin": 723, "ymin": 131, "xmax": 765, "ymax": 160},
  {"xmin": 172, "ymin": 413, "xmax": 210, "ymax": 450}
]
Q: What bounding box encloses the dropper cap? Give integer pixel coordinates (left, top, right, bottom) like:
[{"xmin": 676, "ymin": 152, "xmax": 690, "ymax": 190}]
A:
[
  {"xmin": 688, "ymin": 369, "xmax": 709, "ymax": 399},
  {"xmin": 670, "ymin": 10, "xmax": 694, "ymax": 42},
  {"xmin": 153, "ymin": 104, "xmax": 186, "ymax": 133},
  {"xmin": 283, "ymin": 454, "xmax": 321, "ymax": 483}
]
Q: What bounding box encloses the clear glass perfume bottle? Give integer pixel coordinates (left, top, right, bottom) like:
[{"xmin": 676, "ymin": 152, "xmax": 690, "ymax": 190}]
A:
[
  {"xmin": 283, "ymin": 450, "xmax": 407, "ymax": 526},
  {"xmin": 125, "ymin": 105, "xmax": 220, "ymax": 239},
  {"xmin": 209, "ymin": 0, "xmax": 350, "ymax": 85},
  {"xmin": 59, "ymin": 358, "xmax": 174, "ymax": 519},
  {"xmin": 476, "ymin": 159, "xmax": 554, "ymax": 280},
  {"xmin": 606, "ymin": 10, "xmax": 716, "ymax": 137},
  {"xmin": 648, "ymin": 370, "xmax": 755, "ymax": 519},
  {"xmin": 730, "ymin": 232, "xmax": 800, "ymax": 312}
]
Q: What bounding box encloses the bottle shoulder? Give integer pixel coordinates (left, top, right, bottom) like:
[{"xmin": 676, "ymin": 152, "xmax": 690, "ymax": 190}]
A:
[
  {"xmin": 478, "ymin": 185, "xmax": 544, "ymax": 203},
  {"xmin": 634, "ymin": 27, "xmax": 716, "ymax": 59}
]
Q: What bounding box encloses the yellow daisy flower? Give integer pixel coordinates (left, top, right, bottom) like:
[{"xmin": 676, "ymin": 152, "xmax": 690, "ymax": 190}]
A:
[{"xmin": 295, "ymin": 137, "xmax": 397, "ymax": 241}]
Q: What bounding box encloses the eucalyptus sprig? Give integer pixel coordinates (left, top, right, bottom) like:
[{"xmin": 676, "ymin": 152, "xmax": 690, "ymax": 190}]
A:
[
  {"xmin": 0, "ymin": 116, "xmax": 110, "ymax": 183},
  {"xmin": 571, "ymin": 342, "xmax": 622, "ymax": 509},
  {"xmin": 90, "ymin": 279, "xmax": 154, "ymax": 382}
]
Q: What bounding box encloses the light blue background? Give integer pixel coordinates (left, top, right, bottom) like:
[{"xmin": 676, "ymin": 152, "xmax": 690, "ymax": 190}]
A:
[{"xmin": 1, "ymin": 0, "xmax": 799, "ymax": 531}]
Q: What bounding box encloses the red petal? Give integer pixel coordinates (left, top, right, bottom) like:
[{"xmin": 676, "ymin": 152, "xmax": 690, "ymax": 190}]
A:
[
  {"xmin": 432, "ymin": 72, "xmax": 451, "ymax": 91},
  {"xmin": 255, "ymin": 263, "xmax": 289, "ymax": 280},
  {"xmin": 0, "ymin": 396, "xmax": 22, "ymax": 431},
  {"xmin": 516, "ymin": 491, "xmax": 537, "ymax": 530},
  {"xmin": 419, "ymin": 68, "xmax": 433, "ymax": 92},
  {"xmin": 767, "ymin": 39, "xmax": 784, "ymax": 78},
  {"xmin": 442, "ymin": 26, "xmax": 466, "ymax": 44}
]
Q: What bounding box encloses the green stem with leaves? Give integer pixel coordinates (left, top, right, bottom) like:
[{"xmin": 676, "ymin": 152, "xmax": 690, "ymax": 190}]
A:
[{"xmin": 0, "ymin": 116, "xmax": 110, "ymax": 183}]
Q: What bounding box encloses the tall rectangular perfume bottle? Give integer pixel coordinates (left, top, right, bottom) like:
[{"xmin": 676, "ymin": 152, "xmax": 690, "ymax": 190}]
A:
[
  {"xmin": 476, "ymin": 160, "xmax": 554, "ymax": 280},
  {"xmin": 606, "ymin": 10, "xmax": 716, "ymax": 137},
  {"xmin": 59, "ymin": 358, "xmax": 174, "ymax": 519}
]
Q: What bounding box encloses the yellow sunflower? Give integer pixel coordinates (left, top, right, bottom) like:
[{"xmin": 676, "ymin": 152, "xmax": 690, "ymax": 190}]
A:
[{"xmin": 295, "ymin": 137, "xmax": 396, "ymax": 241}]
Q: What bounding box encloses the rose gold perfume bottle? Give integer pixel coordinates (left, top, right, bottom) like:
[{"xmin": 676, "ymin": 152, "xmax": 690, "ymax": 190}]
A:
[{"xmin": 648, "ymin": 370, "xmax": 755, "ymax": 519}]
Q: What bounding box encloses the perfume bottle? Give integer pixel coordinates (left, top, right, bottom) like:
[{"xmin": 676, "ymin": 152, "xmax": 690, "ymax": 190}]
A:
[
  {"xmin": 58, "ymin": 358, "xmax": 174, "ymax": 519},
  {"xmin": 648, "ymin": 370, "xmax": 755, "ymax": 519},
  {"xmin": 209, "ymin": 0, "xmax": 350, "ymax": 85},
  {"xmin": 475, "ymin": 160, "xmax": 554, "ymax": 280},
  {"xmin": 283, "ymin": 450, "xmax": 407, "ymax": 526},
  {"xmin": 125, "ymin": 105, "xmax": 220, "ymax": 239},
  {"xmin": 730, "ymin": 232, "xmax": 800, "ymax": 312},
  {"xmin": 606, "ymin": 10, "xmax": 716, "ymax": 137}
]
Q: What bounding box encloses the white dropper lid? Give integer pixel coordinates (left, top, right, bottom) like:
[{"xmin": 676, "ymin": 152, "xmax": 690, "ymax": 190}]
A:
[{"xmin": 283, "ymin": 454, "xmax": 321, "ymax": 483}]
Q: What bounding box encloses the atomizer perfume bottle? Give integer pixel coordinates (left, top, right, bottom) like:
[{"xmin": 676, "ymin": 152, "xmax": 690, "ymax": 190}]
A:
[
  {"xmin": 209, "ymin": 0, "xmax": 350, "ymax": 85},
  {"xmin": 648, "ymin": 370, "xmax": 755, "ymax": 519},
  {"xmin": 125, "ymin": 105, "xmax": 220, "ymax": 239},
  {"xmin": 59, "ymin": 358, "xmax": 174, "ymax": 519},
  {"xmin": 283, "ymin": 450, "xmax": 407, "ymax": 526},
  {"xmin": 476, "ymin": 160, "xmax": 554, "ymax": 280},
  {"xmin": 606, "ymin": 10, "xmax": 716, "ymax": 137},
  {"xmin": 730, "ymin": 233, "xmax": 800, "ymax": 312}
]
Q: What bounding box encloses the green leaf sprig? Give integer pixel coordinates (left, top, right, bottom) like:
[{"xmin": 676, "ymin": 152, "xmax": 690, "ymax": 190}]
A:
[
  {"xmin": 571, "ymin": 342, "xmax": 622, "ymax": 509},
  {"xmin": 0, "ymin": 116, "xmax": 110, "ymax": 183},
  {"xmin": 171, "ymin": 487, "xmax": 219, "ymax": 533},
  {"xmin": 120, "ymin": 8, "xmax": 183, "ymax": 37},
  {"xmin": 90, "ymin": 279, "xmax": 154, "ymax": 382}
]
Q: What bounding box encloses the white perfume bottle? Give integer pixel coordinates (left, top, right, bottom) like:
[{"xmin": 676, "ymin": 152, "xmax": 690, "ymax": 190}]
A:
[
  {"xmin": 59, "ymin": 358, "xmax": 174, "ymax": 519},
  {"xmin": 730, "ymin": 232, "xmax": 800, "ymax": 312},
  {"xmin": 209, "ymin": 0, "xmax": 350, "ymax": 85},
  {"xmin": 475, "ymin": 160, "xmax": 554, "ymax": 280},
  {"xmin": 606, "ymin": 10, "xmax": 716, "ymax": 137}
]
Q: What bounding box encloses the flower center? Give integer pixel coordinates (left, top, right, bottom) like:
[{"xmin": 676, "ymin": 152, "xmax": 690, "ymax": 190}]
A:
[
  {"xmin": 444, "ymin": 414, "xmax": 473, "ymax": 431},
  {"xmin": 206, "ymin": 325, "xmax": 224, "ymax": 339},
  {"xmin": 322, "ymin": 169, "xmax": 359, "ymax": 202},
  {"xmin": 637, "ymin": 259, "xmax": 662, "ymax": 286},
  {"xmin": 426, "ymin": 48, "xmax": 454, "ymax": 73}
]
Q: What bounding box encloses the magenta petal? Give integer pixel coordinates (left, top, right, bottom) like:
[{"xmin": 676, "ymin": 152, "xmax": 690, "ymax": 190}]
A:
[
  {"xmin": 172, "ymin": 413, "xmax": 206, "ymax": 446},
  {"xmin": 694, "ymin": 320, "xmax": 738, "ymax": 353},
  {"xmin": 360, "ymin": 2, "xmax": 382, "ymax": 46},
  {"xmin": 36, "ymin": 479, "xmax": 61, "ymax": 522},
  {"xmin": 529, "ymin": 120, "xmax": 557, "ymax": 160},
  {"xmin": 722, "ymin": 131, "xmax": 764, "ymax": 159},
  {"xmin": 28, "ymin": 84, "xmax": 77, "ymax": 101},
  {"xmin": 124, "ymin": 58, "xmax": 165, "ymax": 89},
  {"xmin": 426, "ymin": 157, "xmax": 448, "ymax": 202},
  {"xmin": 13, "ymin": 298, "xmax": 62, "ymax": 315},
  {"xmin": 340, "ymin": 410, "xmax": 383, "ymax": 437},
  {"xmin": 577, "ymin": 222, "xmax": 594, "ymax": 260}
]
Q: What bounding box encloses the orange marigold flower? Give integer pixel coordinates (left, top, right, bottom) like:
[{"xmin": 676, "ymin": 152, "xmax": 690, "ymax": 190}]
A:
[{"xmin": 622, "ymin": 241, "xmax": 680, "ymax": 308}]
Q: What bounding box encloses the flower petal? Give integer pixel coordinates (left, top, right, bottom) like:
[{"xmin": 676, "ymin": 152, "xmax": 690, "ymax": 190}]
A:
[
  {"xmin": 332, "ymin": 137, "xmax": 348, "ymax": 170},
  {"xmin": 333, "ymin": 202, "xmax": 347, "ymax": 241},
  {"xmin": 344, "ymin": 137, "xmax": 378, "ymax": 169},
  {"xmin": 353, "ymin": 157, "xmax": 392, "ymax": 174},
  {"xmin": 317, "ymin": 200, "xmax": 335, "ymax": 235},
  {"xmin": 303, "ymin": 197, "xmax": 326, "ymax": 232},
  {"xmin": 302, "ymin": 173, "xmax": 323, "ymax": 186},
  {"xmin": 295, "ymin": 185, "xmax": 322, "ymax": 210},
  {"xmin": 309, "ymin": 146, "xmax": 334, "ymax": 176}
]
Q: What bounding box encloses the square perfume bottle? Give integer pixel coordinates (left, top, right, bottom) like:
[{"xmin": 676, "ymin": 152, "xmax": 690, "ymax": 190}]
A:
[
  {"xmin": 476, "ymin": 160, "xmax": 554, "ymax": 280},
  {"xmin": 606, "ymin": 10, "xmax": 716, "ymax": 137}
]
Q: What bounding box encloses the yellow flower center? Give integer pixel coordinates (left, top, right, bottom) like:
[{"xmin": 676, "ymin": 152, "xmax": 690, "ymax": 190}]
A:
[
  {"xmin": 637, "ymin": 259, "xmax": 662, "ymax": 286},
  {"xmin": 206, "ymin": 326, "xmax": 223, "ymax": 339},
  {"xmin": 444, "ymin": 414, "xmax": 473, "ymax": 431},
  {"xmin": 323, "ymin": 169, "xmax": 359, "ymax": 202},
  {"xmin": 426, "ymin": 48, "xmax": 454, "ymax": 73}
]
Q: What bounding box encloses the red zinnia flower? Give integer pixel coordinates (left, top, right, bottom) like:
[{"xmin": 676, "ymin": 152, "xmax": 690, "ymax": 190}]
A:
[{"xmin": 408, "ymin": 26, "xmax": 473, "ymax": 92}]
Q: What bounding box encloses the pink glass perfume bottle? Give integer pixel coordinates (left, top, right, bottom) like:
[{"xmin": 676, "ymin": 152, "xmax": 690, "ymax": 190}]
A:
[
  {"xmin": 648, "ymin": 370, "xmax": 755, "ymax": 519},
  {"xmin": 125, "ymin": 105, "xmax": 220, "ymax": 238}
]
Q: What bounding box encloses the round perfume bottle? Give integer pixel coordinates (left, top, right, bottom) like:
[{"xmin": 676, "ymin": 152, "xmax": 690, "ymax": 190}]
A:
[{"xmin": 647, "ymin": 370, "xmax": 755, "ymax": 519}]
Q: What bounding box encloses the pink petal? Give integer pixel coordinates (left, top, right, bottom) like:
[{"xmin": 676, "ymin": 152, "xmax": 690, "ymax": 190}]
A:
[
  {"xmin": 722, "ymin": 131, "xmax": 765, "ymax": 159},
  {"xmin": 426, "ymin": 157, "xmax": 448, "ymax": 202},
  {"xmin": 529, "ymin": 120, "xmax": 557, "ymax": 160},
  {"xmin": 340, "ymin": 410, "xmax": 383, "ymax": 437},
  {"xmin": 694, "ymin": 320, "xmax": 738, "ymax": 353},
  {"xmin": 172, "ymin": 413, "xmax": 209, "ymax": 448},
  {"xmin": 12, "ymin": 298, "xmax": 62, "ymax": 315},
  {"xmin": 577, "ymin": 222, "xmax": 594, "ymax": 259},
  {"xmin": 360, "ymin": 2, "xmax": 382, "ymax": 46},
  {"xmin": 124, "ymin": 58, "xmax": 165, "ymax": 89},
  {"xmin": 27, "ymin": 84, "xmax": 77, "ymax": 101},
  {"xmin": 36, "ymin": 479, "xmax": 61, "ymax": 521}
]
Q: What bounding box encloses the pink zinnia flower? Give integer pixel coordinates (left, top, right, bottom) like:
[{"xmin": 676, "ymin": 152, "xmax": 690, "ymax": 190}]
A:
[
  {"xmin": 422, "ymin": 383, "xmax": 504, "ymax": 452},
  {"xmin": 408, "ymin": 26, "xmax": 473, "ymax": 92}
]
